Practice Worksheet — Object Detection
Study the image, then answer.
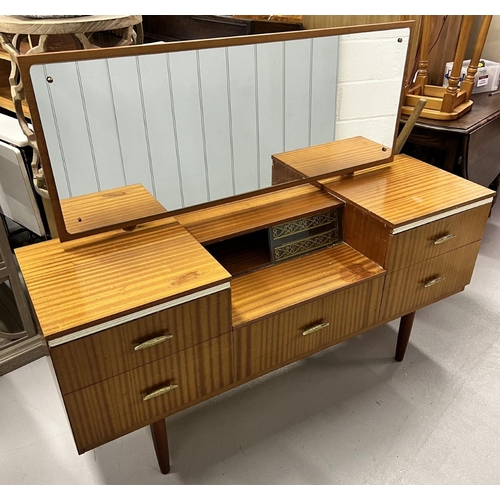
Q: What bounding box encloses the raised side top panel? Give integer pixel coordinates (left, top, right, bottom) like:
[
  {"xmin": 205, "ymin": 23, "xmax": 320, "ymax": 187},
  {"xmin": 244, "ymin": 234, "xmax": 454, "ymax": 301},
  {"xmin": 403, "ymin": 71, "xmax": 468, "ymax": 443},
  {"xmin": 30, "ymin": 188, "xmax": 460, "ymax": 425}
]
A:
[
  {"xmin": 15, "ymin": 219, "xmax": 231, "ymax": 339},
  {"xmin": 320, "ymin": 155, "xmax": 495, "ymax": 229}
]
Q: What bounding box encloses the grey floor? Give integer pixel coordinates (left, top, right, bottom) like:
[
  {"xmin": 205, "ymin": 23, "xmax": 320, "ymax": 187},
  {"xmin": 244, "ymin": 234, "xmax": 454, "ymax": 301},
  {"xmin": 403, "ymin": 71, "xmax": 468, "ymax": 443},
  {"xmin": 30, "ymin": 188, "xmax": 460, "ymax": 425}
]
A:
[{"xmin": 1, "ymin": 202, "xmax": 499, "ymax": 485}]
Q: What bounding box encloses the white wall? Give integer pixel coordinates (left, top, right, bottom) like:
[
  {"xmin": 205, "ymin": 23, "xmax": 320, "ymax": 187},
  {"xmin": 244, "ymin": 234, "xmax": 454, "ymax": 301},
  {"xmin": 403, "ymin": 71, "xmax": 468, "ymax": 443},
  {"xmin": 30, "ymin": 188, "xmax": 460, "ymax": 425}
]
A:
[
  {"xmin": 336, "ymin": 28, "xmax": 409, "ymax": 149},
  {"xmin": 483, "ymin": 16, "xmax": 500, "ymax": 62}
]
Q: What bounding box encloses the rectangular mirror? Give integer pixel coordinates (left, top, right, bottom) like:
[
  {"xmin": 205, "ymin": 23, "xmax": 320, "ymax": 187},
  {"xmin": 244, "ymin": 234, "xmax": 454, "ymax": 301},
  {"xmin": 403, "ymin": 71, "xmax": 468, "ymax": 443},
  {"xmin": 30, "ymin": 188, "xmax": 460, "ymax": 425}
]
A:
[{"xmin": 18, "ymin": 21, "xmax": 412, "ymax": 241}]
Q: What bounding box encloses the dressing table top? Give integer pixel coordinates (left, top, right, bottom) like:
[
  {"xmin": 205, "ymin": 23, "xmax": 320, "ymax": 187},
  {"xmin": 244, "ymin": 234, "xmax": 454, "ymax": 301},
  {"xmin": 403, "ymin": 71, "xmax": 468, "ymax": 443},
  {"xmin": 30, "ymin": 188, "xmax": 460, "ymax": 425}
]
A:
[{"xmin": 320, "ymin": 155, "xmax": 494, "ymax": 228}]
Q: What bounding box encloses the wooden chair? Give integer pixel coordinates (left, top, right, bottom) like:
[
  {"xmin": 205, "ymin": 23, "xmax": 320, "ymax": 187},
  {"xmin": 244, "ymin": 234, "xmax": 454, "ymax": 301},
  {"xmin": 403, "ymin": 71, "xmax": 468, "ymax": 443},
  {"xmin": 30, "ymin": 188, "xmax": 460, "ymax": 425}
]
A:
[{"xmin": 402, "ymin": 15, "xmax": 493, "ymax": 121}]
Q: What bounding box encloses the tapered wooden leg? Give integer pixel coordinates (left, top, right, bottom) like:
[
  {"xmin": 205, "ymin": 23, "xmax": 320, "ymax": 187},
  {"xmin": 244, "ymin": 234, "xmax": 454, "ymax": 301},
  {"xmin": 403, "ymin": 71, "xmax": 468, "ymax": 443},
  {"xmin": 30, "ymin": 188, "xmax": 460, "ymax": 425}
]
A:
[
  {"xmin": 150, "ymin": 419, "xmax": 170, "ymax": 474},
  {"xmin": 395, "ymin": 311, "xmax": 416, "ymax": 362}
]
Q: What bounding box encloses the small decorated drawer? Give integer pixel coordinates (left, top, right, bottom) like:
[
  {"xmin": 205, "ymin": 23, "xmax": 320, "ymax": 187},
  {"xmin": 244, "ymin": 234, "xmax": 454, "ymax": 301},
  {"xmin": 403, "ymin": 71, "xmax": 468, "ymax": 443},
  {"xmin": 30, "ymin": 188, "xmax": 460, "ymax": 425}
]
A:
[
  {"xmin": 50, "ymin": 289, "xmax": 231, "ymax": 394},
  {"xmin": 268, "ymin": 208, "xmax": 342, "ymax": 263},
  {"xmin": 63, "ymin": 334, "xmax": 233, "ymax": 453}
]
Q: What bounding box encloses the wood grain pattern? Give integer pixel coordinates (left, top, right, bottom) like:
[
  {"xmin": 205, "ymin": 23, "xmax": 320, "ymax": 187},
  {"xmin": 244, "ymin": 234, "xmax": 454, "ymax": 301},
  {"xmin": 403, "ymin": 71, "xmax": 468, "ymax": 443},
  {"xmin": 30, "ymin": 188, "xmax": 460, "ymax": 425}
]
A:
[
  {"xmin": 342, "ymin": 203, "xmax": 391, "ymax": 267},
  {"xmin": 379, "ymin": 241, "xmax": 481, "ymax": 321},
  {"xmin": 321, "ymin": 154, "xmax": 494, "ymax": 228},
  {"xmin": 234, "ymin": 275, "xmax": 384, "ymax": 380},
  {"xmin": 50, "ymin": 290, "xmax": 231, "ymax": 394},
  {"xmin": 272, "ymin": 137, "xmax": 391, "ymax": 179},
  {"xmin": 385, "ymin": 203, "xmax": 490, "ymax": 272},
  {"xmin": 176, "ymin": 184, "xmax": 343, "ymax": 245},
  {"xmin": 63, "ymin": 333, "xmax": 232, "ymax": 453},
  {"xmin": 61, "ymin": 184, "xmax": 169, "ymax": 235},
  {"xmin": 231, "ymin": 242, "xmax": 386, "ymax": 328},
  {"xmin": 15, "ymin": 219, "xmax": 231, "ymax": 339}
]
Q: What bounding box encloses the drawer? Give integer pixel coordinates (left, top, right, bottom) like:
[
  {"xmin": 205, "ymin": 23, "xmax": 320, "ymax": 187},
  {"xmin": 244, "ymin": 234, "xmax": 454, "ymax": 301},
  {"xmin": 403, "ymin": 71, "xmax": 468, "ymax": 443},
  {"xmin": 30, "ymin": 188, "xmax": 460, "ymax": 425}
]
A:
[
  {"xmin": 63, "ymin": 333, "xmax": 233, "ymax": 453},
  {"xmin": 51, "ymin": 289, "xmax": 231, "ymax": 394},
  {"xmin": 234, "ymin": 276, "xmax": 384, "ymax": 381},
  {"xmin": 380, "ymin": 241, "xmax": 481, "ymax": 320},
  {"xmin": 386, "ymin": 204, "xmax": 490, "ymax": 272}
]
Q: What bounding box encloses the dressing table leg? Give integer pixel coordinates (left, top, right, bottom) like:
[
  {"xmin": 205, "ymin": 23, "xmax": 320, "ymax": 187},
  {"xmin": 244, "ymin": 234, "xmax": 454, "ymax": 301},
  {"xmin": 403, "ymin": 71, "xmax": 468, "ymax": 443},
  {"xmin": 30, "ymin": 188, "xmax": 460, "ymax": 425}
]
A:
[
  {"xmin": 395, "ymin": 311, "xmax": 416, "ymax": 362},
  {"xmin": 150, "ymin": 419, "xmax": 170, "ymax": 474}
]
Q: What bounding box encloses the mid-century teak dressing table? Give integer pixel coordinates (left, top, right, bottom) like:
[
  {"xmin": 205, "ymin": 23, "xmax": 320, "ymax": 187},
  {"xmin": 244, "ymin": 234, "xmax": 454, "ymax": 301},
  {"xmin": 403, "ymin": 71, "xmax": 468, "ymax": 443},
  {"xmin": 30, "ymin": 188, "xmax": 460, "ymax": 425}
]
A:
[{"xmin": 12, "ymin": 22, "xmax": 495, "ymax": 474}]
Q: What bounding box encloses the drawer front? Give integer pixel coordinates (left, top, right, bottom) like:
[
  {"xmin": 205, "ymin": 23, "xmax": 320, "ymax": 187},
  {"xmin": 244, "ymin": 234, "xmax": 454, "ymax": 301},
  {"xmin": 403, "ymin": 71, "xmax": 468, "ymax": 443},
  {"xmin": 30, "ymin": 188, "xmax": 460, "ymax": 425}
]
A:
[
  {"xmin": 234, "ymin": 276, "xmax": 384, "ymax": 381},
  {"xmin": 386, "ymin": 204, "xmax": 490, "ymax": 272},
  {"xmin": 51, "ymin": 290, "xmax": 231, "ymax": 394},
  {"xmin": 64, "ymin": 334, "xmax": 233, "ymax": 453},
  {"xmin": 380, "ymin": 241, "xmax": 481, "ymax": 320}
]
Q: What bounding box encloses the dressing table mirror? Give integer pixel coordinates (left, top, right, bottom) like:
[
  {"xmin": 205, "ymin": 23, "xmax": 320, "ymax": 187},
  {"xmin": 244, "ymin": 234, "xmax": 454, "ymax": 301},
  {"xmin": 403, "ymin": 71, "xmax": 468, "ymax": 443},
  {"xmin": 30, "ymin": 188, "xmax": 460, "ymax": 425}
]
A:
[{"xmin": 18, "ymin": 21, "xmax": 412, "ymax": 241}]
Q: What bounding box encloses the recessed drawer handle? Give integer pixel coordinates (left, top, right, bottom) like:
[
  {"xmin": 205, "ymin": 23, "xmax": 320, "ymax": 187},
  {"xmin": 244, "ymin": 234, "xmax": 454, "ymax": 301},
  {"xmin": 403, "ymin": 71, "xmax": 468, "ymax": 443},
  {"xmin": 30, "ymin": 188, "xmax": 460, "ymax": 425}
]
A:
[
  {"xmin": 434, "ymin": 234, "xmax": 455, "ymax": 245},
  {"xmin": 424, "ymin": 276, "xmax": 445, "ymax": 288},
  {"xmin": 303, "ymin": 322, "xmax": 330, "ymax": 336},
  {"xmin": 143, "ymin": 383, "xmax": 179, "ymax": 401},
  {"xmin": 134, "ymin": 334, "xmax": 173, "ymax": 351}
]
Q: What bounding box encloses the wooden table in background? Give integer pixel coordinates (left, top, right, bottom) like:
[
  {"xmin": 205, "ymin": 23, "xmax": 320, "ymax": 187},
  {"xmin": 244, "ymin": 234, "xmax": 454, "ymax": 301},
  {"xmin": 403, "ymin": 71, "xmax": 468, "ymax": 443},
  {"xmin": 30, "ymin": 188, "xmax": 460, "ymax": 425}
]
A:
[{"xmin": 400, "ymin": 91, "xmax": 500, "ymax": 202}]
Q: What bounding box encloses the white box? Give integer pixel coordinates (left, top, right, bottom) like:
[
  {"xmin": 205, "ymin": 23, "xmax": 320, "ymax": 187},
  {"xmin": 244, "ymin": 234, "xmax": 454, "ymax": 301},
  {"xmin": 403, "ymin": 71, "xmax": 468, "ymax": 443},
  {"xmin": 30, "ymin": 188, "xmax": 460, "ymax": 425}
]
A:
[{"xmin": 443, "ymin": 59, "xmax": 500, "ymax": 94}]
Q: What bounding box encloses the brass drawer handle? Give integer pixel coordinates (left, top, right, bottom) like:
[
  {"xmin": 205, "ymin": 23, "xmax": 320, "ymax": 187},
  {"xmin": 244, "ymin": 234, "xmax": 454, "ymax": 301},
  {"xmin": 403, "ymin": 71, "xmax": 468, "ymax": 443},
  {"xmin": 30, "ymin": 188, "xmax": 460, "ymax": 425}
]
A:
[
  {"xmin": 434, "ymin": 234, "xmax": 455, "ymax": 245},
  {"xmin": 134, "ymin": 334, "xmax": 173, "ymax": 351},
  {"xmin": 303, "ymin": 322, "xmax": 330, "ymax": 336},
  {"xmin": 143, "ymin": 383, "xmax": 179, "ymax": 401},
  {"xmin": 424, "ymin": 276, "xmax": 445, "ymax": 288}
]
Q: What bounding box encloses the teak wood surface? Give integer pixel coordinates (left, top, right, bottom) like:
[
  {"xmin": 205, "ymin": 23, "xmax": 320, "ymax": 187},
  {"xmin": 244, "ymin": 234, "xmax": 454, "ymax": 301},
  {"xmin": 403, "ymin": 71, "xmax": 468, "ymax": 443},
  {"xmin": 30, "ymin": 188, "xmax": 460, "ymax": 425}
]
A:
[
  {"xmin": 231, "ymin": 242, "xmax": 386, "ymax": 328},
  {"xmin": 61, "ymin": 184, "xmax": 169, "ymax": 234},
  {"xmin": 50, "ymin": 289, "xmax": 232, "ymax": 394},
  {"xmin": 13, "ymin": 150, "xmax": 492, "ymax": 471},
  {"xmin": 176, "ymin": 184, "xmax": 343, "ymax": 244},
  {"xmin": 320, "ymin": 155, "xmax": 494, "ymax": 228},
  {"xmin": 379, "ymin": 241, "xmax": 481, "ymax": 320},
  {"xmin": 341, "ymin": 203, "xmax": 391, "ymax": 267},
  {"xmin": 14, "ymin": 219, "xmax": 231, "ymax": 339},
  {"xmin": 64, "ymin": 334, "xmax": 233, "ymax": 453},
  {"xmin": 272, "ymin": 136, "xmax": 391, "ymax": 179},
  {"xmin": 234, "ymin": 275, "xmax": 384, "ymax": 380},
  {"xmin": 385, "ymin": 203, "xmax": 491, "ymax": 272}
]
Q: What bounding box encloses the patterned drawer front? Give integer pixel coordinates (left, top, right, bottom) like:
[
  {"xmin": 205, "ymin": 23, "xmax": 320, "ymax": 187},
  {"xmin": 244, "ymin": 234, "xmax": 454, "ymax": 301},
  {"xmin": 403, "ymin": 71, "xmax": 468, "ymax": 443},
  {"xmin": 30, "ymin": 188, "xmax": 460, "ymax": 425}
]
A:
[
  {"xmin": 64, "ymin": 334, "xmax": 233, "ymax": 453},
  {"xmin": 269, "ymin": 209, "xmax": 342, "ymax": 263},
  {"xmin": 234, "ymin": 275, "xmax": 384, "ymax": 381},
  {"xmin": 380, "ymin": 241, "xmax": 481, "ymax": 320},
  {"xmin": 386, "ymin": 204, "xmax": 490, "ymax": 272},
  {"xmin": 51, "ymin": 290, "xmax": 231, "ymax": 394}
]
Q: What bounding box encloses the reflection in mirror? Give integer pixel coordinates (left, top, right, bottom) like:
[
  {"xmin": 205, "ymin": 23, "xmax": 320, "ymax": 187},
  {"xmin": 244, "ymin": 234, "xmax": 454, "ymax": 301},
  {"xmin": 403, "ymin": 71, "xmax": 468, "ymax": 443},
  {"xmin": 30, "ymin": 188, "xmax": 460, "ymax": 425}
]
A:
[{"xmin": 21, "ymin": 23, "xmax": 410, "ymax": 239}]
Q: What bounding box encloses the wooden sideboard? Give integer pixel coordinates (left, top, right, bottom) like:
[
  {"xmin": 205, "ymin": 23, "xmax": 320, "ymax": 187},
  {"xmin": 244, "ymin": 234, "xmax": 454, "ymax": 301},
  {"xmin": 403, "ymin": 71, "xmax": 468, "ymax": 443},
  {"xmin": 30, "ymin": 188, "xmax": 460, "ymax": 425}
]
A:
[
  {"xmin": 15, "ymin": 152, "xmax": 494, "ymax": 474},
  {"xmin": 400, "ymin": 91, "xmax": 500, "ymax": 198}
]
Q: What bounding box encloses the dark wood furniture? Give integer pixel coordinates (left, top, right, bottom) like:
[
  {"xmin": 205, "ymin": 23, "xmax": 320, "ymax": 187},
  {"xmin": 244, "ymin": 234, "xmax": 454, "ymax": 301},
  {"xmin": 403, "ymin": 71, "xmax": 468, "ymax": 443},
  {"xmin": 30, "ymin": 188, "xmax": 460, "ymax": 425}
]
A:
[
  {"xmin": 142, "ymin": 15, "xmax": 303, "ymax": 43},
  {"xmin": 400, "ymin": 91, "xmax": 500, "ymax": 199}
]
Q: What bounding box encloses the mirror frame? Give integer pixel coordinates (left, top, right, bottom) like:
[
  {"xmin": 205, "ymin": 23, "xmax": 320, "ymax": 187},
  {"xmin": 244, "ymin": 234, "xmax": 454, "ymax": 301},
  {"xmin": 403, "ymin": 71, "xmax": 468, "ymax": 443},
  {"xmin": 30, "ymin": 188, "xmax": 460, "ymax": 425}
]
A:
[{"xmin": 18, "ymin": 20, "xmax": 414, "ymax": 242}]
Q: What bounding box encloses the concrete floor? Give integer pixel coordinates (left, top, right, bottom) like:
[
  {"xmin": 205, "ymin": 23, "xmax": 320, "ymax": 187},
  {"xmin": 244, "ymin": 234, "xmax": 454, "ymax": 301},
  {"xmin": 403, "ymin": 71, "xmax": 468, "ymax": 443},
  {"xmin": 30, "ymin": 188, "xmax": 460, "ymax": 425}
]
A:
[{"xmin": 1, "ymin": 202, "xmax": 499, "ymax": 485}]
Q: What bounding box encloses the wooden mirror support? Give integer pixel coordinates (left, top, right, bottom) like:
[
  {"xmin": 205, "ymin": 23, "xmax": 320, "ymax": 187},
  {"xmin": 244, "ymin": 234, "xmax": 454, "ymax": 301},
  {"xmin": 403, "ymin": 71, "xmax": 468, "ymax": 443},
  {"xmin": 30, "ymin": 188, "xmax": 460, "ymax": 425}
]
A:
[{"xmin": 402, "ymin": 15, "xmax": 493, "ymax": 121}]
